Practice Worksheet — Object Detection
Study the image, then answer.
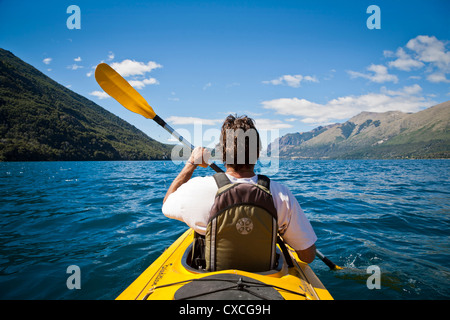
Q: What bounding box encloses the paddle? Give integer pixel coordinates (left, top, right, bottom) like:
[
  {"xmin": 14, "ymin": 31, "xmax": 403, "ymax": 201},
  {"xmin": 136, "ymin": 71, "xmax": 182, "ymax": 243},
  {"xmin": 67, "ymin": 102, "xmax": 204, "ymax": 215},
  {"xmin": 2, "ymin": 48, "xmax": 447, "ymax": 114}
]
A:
[
  {"xmin": 94, "ymin": 63, "xmax": 222, "ymax": 173},
  {"xmin": 316, "ymin": 250, "xmax": 343, "ymax": 270},
  {"xmin": 94, "ymin": 62, "xmax": 342, "ymax": 271}
]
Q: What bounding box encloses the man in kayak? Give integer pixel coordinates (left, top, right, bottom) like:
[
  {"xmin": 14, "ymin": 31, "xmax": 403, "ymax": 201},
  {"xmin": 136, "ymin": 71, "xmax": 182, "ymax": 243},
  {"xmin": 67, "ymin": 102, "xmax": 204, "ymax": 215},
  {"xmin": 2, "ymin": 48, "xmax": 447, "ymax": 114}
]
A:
[{"xmin": 162, "ymin": 115, "xmax": 317, "ymax": 267}]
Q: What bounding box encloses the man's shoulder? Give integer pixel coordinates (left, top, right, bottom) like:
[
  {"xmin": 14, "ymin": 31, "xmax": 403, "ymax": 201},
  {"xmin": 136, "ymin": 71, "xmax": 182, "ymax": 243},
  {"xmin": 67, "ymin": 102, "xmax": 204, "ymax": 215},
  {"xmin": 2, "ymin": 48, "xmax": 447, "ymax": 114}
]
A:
[
  {"xmin": 191, "ymin": 175, "xmax": 216, "ymax": 183},
  {"xmin": 266, "ymin": 177, "xmax": 289, "ymax": 191},
  {"xmin": 266, "ymin": 178, "xmax": 295, "ymax": 199},
  {"xmin": 164, "ymin": 175, "xmax": 217, "ymax": 206},
  {"xmin": 182, "ymin": 175, "xmax": 217, "ymax": 189}
]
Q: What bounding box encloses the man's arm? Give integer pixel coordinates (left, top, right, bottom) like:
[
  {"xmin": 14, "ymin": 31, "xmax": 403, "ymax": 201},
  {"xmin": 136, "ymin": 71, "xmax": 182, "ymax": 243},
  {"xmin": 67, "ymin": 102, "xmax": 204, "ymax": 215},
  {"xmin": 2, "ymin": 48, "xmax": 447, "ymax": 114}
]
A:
[
  {"xmin": 163, "ymin": 162, "xmax": 196, "ymax": 204},
  {"xmin": 163, "ymin": 147, "xmax": 209, "ymax": 204},
  {"xmin": 296, "ymin": 244, "xmax": 316, "ymax": 264}
]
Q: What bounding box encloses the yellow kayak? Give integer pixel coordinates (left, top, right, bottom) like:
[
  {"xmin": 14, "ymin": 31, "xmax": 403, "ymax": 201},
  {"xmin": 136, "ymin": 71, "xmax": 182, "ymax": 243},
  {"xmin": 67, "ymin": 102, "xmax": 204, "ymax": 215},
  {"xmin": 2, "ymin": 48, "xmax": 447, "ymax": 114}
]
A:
[{"xmin": 117, "ymin": 228, "xmax": 333, "ymax": 300}]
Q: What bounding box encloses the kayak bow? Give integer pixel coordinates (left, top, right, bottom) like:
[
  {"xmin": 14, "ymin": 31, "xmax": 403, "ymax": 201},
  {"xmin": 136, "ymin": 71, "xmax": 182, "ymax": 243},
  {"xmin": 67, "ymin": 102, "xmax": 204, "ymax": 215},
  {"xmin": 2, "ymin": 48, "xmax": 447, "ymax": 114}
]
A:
[{"xmin": 117, "ymin": 229, "xmax": 333, "ymax": 300}]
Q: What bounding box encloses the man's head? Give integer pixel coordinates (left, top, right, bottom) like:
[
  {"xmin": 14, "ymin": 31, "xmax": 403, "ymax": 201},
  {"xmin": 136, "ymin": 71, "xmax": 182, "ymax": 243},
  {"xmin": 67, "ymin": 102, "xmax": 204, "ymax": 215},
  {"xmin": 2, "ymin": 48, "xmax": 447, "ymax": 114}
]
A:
[{"xmin": 220, "ymin": 115, "xmax": 261, "ymax": 171}]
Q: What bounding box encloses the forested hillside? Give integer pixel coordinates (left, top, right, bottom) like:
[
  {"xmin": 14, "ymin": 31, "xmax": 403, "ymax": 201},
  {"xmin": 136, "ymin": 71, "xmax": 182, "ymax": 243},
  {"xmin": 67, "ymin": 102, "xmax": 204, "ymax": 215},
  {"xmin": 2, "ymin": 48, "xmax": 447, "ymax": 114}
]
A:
[{"xmin": 0, "ymin": 49, "xmax": 172, "ymax": 161}]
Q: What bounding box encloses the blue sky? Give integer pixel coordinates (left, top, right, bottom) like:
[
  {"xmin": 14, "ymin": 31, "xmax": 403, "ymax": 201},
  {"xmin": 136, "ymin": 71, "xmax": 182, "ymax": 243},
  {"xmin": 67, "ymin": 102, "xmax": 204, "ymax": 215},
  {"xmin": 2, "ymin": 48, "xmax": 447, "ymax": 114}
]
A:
[{"xmin": 1, "ymin": 0, "xmax": 449, "ymax": 147}]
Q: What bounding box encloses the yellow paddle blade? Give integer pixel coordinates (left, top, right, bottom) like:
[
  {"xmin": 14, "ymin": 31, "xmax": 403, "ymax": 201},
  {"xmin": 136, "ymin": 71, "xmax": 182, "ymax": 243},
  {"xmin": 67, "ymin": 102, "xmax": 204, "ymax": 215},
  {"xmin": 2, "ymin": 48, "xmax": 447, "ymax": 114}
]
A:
[{"xmin": 94, "ymin": 63, "xmax": 156, "ymax": 119}]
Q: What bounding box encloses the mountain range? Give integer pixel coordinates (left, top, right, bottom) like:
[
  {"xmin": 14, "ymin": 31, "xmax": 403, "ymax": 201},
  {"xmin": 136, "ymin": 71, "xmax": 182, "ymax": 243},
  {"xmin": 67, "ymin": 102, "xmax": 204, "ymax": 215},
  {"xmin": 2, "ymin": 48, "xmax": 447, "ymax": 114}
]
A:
[
  {"xmin": 0, "ymin": 48, "xmax": 172, "ymax": 161},
  {"xmin": 269, "ymin": 101, "xmax": 449, "ymax": 159}
]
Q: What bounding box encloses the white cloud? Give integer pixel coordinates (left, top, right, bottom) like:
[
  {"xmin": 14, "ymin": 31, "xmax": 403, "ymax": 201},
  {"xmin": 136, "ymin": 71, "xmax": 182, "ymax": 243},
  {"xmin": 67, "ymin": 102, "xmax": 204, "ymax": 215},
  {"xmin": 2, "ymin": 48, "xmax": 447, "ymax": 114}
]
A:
[
  {"xmin": 380, "ymin": 84, "xmax": 422, "ymax": 96},
  {"xmin": 74, "ymin": 56, "xmax": 82, "ymax": 62},
  {"xmin": 426, "ymin": 72, "xmax": 450, "ymax": 83},
  {"xmin": 324, "ymin": 69, "xmax": 336, "ymax": 81},
  {"xmin": 388, "ymin": 48, "xmax": 424, "ymax": 71},
  {"xmin": 110, "ymin": 59, "xmax": 162, "ymax": 77},
  {"xmin": 108, "ymin": 51, "xmax": 115, "ymax": 61},
  {"xmin": 406, "ymin": 35, "xmax": 450, "ymax": 71},
  {"xmin": 263, "ymin": 74, "xmax": 319, "ymax": 88},
  {"xmin": 220, "ymin": 110, "xmax": 263, "ymax": 117},
  {"xmin": 168, "ymin": 91, "xmax": 179, "ymax": 101},
  {"xmin": 167, "ymin": 116, "xmax": 222, "ymax": 126},
  {"xmin": 86, "ymin": 65, "xmax": 97, "ymax": 77},
  {"xmin": 348, "ymin": 64, "xmax": 398, "ymax": 83},
  {"xmin": 43, "ymin": 58, "xmax": 52, "ymax": 65},
  {"xmin": 203, "ymin": 82, "xmax": 212, "ymax": 90},
  {"xmin": 89, "ymin": 91, "xmax": 110, "ymax": 99},
  {"xmin": 385, "ymin": 35, "xmax": 450, "ymax": 83},
  {"xmin": 128, "ymin": 78, "xmax": 159, "ymax": 89},
  {"xmin": 67, "ymin": 64, "xmax": 83, "ymax": 70},
  {"xmin": 383, "ymin": 50, "xmax": 395, "ymax": 58},
  {"xmin": 254, "ymin": 119, "xmax": 293, "ymax": 130},
  {"xmin": 261, "ymin": 85, "xmax": 434, "ymax": 125}
]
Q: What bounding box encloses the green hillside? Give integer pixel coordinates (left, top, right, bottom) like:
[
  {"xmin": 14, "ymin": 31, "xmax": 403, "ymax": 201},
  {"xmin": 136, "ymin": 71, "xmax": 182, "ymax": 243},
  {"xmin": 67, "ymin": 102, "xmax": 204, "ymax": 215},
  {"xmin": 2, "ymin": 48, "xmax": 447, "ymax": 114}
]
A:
[{"xmin": 0, "ymin": 49, "xmax": 172, "ymax": 161}]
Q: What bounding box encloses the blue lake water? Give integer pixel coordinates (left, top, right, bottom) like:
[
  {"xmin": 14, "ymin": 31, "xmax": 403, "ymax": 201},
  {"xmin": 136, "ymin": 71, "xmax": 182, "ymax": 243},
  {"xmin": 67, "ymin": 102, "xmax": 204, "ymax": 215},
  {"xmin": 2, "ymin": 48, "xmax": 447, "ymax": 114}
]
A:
[{"xmin": 0, "ymin": 160, "xmax": 449, "ymax": 300}]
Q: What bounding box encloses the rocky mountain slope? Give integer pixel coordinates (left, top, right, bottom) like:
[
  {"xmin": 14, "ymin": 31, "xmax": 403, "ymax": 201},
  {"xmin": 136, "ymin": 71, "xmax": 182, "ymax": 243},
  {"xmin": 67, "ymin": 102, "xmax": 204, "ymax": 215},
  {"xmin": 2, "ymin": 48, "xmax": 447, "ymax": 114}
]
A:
[{"xmin": 270, "ymin": 101, "xmax": 449, "ymax": 159}]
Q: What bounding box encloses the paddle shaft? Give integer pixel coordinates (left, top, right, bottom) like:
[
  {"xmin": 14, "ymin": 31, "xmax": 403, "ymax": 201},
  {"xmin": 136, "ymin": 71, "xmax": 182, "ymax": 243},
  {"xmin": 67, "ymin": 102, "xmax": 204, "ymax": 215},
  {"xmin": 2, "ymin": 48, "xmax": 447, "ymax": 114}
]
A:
[
  {"xmin": 152, "ymin": 115, "xmax": 223, "ymax": 173},
  {"xmin": 316, "ymin": 249, "xmax": 342, "ymax": 270}
]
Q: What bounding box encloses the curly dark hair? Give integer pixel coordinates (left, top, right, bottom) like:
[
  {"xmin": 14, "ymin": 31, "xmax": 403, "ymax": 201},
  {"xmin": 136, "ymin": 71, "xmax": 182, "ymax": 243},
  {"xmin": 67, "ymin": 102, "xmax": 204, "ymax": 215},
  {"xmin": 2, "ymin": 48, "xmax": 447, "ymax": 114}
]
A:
[{"xmin": 220, "ymin": 114, "xmax": 261, "ymax": 171}]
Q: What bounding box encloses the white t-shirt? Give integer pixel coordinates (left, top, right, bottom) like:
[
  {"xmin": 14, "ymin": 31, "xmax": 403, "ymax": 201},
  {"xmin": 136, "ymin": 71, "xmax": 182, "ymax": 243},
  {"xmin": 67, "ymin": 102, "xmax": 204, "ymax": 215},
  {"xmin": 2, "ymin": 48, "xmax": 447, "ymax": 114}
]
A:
[{"xmin": 162, "ymin": 173, "xmax": 317, "ymax": 251}]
